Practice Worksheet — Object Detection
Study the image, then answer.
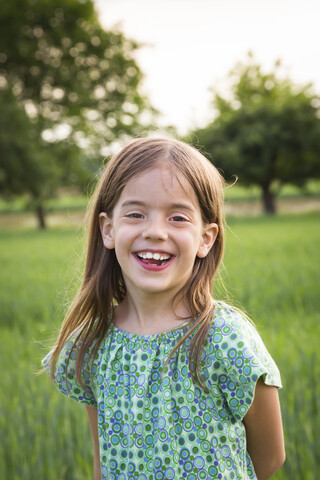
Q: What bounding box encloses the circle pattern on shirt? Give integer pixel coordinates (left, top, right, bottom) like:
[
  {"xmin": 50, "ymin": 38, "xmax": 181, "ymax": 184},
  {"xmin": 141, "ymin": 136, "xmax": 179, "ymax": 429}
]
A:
[{"xmin": 45, "ymin": 302, "xmax": 281, "ymax": 480}]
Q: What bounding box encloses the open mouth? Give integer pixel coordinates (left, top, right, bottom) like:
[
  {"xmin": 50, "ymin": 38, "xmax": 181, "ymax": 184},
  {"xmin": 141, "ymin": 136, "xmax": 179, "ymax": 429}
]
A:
[{"xmin": 135, "ymin": 251, "xmax": 173, "ymax": 266}]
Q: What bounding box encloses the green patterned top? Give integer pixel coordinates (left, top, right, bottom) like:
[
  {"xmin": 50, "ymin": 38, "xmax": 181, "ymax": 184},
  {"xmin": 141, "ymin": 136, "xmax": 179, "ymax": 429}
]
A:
[{"xmin": 43, "ymin": 301, "xmax": 281, "ymax": 480}]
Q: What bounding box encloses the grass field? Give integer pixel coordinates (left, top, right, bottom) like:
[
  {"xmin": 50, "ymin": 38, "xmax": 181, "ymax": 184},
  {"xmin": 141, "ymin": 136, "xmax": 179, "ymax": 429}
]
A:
[
  {"xmin": 0, "ymin": 211, "xmax": 319, "ymax": 479},
  {"xmin": 1, "ymin": 180, "xmax": 320, "ymax": 213}
]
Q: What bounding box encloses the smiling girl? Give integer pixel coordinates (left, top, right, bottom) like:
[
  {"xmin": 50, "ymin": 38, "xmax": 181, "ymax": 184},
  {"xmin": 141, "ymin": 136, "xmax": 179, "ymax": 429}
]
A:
[{"xmin": 43, "ymin": 137, "xmax": 285, "ymax": 480}]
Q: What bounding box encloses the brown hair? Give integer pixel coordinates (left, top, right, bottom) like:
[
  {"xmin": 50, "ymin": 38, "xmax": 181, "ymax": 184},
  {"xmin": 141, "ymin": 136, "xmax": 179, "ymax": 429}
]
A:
[{"xmin": 48, "ymin": 137, "xmax": 225, "ymax": 389}]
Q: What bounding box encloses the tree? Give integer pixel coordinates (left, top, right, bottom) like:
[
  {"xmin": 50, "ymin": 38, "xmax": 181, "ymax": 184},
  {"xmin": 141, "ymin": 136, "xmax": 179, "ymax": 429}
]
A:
[
  {"xmin": 189, "ymin": 55, "xmax": 320, "ymax": 213},
  {"xmin": 0, "ymin": 86, "xmax": 89, "ymax": 228},
  {"xmin": 0, "ymin": 0, "xmax": 155, "ymax": 227}
]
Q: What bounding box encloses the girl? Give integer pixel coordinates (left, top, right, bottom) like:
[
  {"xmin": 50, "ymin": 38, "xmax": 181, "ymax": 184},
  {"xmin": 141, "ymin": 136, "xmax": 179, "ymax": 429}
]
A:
[{"xmin": 43, "ymin": 137, "xmax": 285, "ymax": 480}]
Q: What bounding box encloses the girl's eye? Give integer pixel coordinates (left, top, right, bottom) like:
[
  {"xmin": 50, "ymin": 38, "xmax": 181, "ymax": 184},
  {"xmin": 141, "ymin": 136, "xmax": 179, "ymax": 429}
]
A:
[
  {"xmin": 170, "ymin": 215, "xmax": 187, "ymax": 222},
  {"xmin": 126, "ymin": 212, "xmax": 144, "ymax": 219}
]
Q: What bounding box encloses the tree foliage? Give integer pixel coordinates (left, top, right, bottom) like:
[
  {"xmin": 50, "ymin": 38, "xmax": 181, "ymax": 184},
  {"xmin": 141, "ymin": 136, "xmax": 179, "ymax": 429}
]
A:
[
  {"xmin": 0, "ymin": 86, "xmax": 89, "ymax": 227},
  {"xmin": 190, "ymin": 55, "xmax": 320, "ymax": 213},
  {"xmin": 0, "ymin": 0, "xmax": 154, "ymax": 227}
]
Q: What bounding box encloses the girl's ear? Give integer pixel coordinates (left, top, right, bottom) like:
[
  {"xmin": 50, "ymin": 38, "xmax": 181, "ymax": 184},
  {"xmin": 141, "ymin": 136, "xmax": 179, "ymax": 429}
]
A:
[
  {"xmin": 197, "ymin": 223, "xmax": 219, "ymax": 258},
  {"xmin": 99, "ymin": 212, "xmax": 115, "ymax": 249}
]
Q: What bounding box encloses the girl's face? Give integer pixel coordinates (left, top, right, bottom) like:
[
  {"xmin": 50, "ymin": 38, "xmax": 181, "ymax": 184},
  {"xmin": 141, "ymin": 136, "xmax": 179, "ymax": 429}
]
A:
[{"xmin": 99, "ymin": 164, "xmax": 218, "ymax": 301}]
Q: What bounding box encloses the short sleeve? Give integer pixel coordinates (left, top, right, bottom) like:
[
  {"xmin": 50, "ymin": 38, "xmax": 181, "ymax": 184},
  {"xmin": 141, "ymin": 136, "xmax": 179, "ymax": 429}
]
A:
[
  {"xmin": 42, "ymin": 336, "xmax": 97, "ymax": 407},
  {"xmin": 208, "ymin": 305, "xmax": 281, "ymax": 422}
]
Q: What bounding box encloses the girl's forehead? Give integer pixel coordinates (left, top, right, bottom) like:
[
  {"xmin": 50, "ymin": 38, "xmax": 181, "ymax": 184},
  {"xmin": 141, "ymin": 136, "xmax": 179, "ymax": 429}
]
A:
[{"xmin": 117, "ymin": 164, "xmax": 199, "ymax": 207}]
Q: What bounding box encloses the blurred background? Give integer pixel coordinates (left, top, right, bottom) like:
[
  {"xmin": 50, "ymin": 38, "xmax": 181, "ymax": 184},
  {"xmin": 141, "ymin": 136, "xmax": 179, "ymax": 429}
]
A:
[{"xmin": 0, "ymin": 0, "xmax": 319, "ymax": 478}]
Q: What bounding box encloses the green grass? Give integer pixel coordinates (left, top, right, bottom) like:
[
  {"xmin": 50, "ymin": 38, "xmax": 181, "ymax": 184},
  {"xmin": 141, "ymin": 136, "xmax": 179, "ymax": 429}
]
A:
[
  {"xmin": 223, "ymin": 180, "xmax": 320, "ymax": 202},
  {"xmin": 1, "ymin": 180, "xmax": 320, "ymax": 213},
  {"xmin": 0, "ymin": 194, "xmax": 89, "ymax": 214},
  {"xmin": 0, "ymin": 212, "xmax": 319, "ymax": 479}
]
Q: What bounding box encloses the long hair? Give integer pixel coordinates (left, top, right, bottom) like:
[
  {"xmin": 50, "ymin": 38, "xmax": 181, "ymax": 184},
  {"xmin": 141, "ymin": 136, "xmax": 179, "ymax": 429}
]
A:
[{"xmin": 48, "ymin": 137, "xmax": 225, "ymax": 389}]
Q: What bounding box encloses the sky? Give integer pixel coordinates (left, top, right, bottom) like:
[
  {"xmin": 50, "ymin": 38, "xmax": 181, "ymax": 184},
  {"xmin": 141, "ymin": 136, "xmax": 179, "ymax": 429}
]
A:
[{"xmin": 95, "ymin": 0, "xmax": 320, "ymax": 134}]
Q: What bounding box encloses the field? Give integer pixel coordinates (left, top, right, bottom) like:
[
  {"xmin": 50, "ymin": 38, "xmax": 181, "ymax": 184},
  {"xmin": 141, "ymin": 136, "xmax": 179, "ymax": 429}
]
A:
[{"xmin": 0, "ymin": 211, "xmax": 319, "ymax": 479}]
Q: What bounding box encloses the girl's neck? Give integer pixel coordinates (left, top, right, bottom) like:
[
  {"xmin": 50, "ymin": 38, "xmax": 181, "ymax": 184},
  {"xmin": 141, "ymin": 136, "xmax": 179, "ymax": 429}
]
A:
[{"xmin": 113, "ymin": 292, "xmax": 192, "ymax": 336}]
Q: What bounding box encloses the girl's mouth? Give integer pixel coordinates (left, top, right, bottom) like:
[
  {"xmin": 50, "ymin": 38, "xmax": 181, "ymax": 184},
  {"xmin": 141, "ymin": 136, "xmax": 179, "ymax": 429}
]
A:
[{"xmin": 134, "ymin": 251, "xmax": 174, "ymax": 269}]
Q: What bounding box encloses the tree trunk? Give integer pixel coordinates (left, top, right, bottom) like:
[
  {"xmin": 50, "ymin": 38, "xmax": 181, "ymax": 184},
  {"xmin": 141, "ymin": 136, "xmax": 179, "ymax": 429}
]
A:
[
  {"xmin": 36, "ymin": 203, "xmax": 46, "ymax": 229},
  {"xmin": 261, "ymin": 183, "xmax": 276, "ymax": 214}
]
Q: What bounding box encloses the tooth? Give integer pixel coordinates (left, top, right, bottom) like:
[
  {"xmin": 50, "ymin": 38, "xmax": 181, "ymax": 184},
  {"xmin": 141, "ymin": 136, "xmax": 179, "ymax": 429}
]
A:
[{"xmin": 137, "ymin": 251, "xmax": 171, "ymax": 260}]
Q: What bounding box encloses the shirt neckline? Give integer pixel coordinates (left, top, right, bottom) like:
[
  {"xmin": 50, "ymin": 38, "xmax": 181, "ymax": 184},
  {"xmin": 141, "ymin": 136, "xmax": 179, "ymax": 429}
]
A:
[
  {"xmin": 110, "ymin": 318, "xmax": 194, "ymax": 340},
  {"xmin": 109, "ymin": 301, "xmax": 222, "ymax": 341}
]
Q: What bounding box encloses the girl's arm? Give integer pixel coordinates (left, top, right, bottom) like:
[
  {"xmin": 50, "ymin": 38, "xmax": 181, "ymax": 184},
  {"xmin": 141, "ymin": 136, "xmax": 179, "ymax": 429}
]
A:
[
  {"xmin": 86, "ymin": 406, "xmax": 102, "ymax": 480},
  {"xmin": 243, "ymin": 377, "xmax": 285, "ymax": 480}
]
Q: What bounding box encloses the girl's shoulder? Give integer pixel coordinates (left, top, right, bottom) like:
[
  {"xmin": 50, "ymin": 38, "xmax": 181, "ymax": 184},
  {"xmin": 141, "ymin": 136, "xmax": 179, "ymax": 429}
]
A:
[
  {"xmin": 211, "ymin": 300, "xmax": 255, "ymax": 334},
  {"xmin": 42, "ymin": 327, "xmax": 103, "ymax": 406},
  {"xmin": 204, "ymin": 301, "xmax": 282, "ymax": 422},
  {"xmin": 207, "ymin": 300, "xmax": 277, "ymax": 367}
]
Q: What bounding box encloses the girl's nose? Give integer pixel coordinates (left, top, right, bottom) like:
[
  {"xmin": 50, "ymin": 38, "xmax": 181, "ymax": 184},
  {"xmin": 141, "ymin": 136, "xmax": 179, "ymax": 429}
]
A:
[{"xmin": 141, "ymin": 217, "xmax": 168, "ymax": 241}]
